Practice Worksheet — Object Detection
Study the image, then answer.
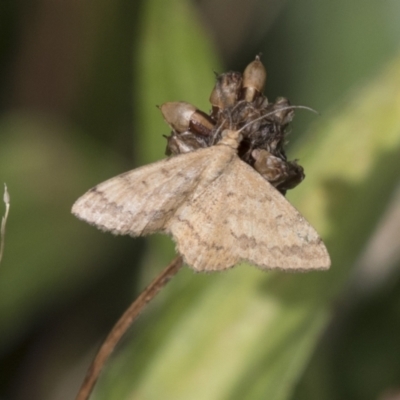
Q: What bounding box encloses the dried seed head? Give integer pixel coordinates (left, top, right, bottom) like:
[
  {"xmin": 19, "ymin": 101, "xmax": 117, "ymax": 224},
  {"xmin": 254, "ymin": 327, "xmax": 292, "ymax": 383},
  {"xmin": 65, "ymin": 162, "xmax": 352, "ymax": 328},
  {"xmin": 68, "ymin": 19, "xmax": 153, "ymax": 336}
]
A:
[
  {"xmin": 161, "ymin": 57, "xmax": 312, "ymax": 193},
  {"xmin": 241, "ymin": 56, "xmax": 267, "ymax": 102}
]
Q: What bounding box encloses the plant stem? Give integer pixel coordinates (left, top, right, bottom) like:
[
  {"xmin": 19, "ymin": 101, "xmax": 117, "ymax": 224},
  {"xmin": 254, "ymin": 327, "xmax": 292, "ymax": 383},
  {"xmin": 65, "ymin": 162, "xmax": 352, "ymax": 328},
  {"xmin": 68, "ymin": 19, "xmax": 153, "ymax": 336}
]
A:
[
  {"xmin": 0, "ymin": 184, "xmax": 10, "ymax": 265},
  {"xmin": 75, "ymin": 255, "xmax": 184, "ymax": 400}
]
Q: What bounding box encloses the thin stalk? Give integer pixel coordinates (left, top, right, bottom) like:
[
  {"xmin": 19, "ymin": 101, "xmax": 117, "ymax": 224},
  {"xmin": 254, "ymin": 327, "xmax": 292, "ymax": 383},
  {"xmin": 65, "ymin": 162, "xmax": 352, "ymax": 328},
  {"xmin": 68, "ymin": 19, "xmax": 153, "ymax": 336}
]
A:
[
  {"xmin": 0, "ymin": 184, "xmax": 10, "ymax": 265},
  {"xmin": 75, "ymin": 255, "xmax": 184, "ymax": 400}
]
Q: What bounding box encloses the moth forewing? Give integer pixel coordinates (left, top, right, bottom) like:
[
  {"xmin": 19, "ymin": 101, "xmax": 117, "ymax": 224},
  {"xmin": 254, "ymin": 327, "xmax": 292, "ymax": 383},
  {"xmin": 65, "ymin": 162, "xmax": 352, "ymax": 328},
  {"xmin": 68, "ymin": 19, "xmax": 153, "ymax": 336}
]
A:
[
  {"xmin": 72, "ymin": 130, "xmax": 330, "ymax": 272},
  {"xmin": 71, "ymin": 136, "xmax": 236, "ymax": 237},
  {"xmin": 167, "ymin": 154, "xmax": 330, "ymax": 272},
  {"xmin": 72, "ymin": 150, "xmax": 208, "ymax": 236}
]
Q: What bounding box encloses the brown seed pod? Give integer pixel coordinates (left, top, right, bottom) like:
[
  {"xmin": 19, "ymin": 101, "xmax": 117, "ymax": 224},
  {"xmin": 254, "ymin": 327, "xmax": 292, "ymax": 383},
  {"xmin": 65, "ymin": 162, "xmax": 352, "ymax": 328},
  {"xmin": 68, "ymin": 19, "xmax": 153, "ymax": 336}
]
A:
[
  {"xmin": 270, "ymin": 97, "xmax": 295, "ymax": 125},
  {"xmin": 276, "ymin": 161, "xmax": 305, "ymax": 192},
  {"xmin": 160, "ymin": 102, "xmax": 196, "ymax": 133},
  {"xmin": 252, "ymin": 149, "xmax": 288, "ymax": 186},
  {"xmin": 241, "ymin": 56, "xmax": 267, "ymax": 102},
  {"xmin": 251, "ymin": 149, "xmax": 304, "ymax": 194},
  {"xmin": 161, "ymin": 102, "xmax": 215, "ymax": 156},
  {"xmin": 160, "ymin": 102, "xmax": 214, "ymax": 136},
  {"xmin": 209, "ymin": 71, "xmax": 242, "ymax": 119}
]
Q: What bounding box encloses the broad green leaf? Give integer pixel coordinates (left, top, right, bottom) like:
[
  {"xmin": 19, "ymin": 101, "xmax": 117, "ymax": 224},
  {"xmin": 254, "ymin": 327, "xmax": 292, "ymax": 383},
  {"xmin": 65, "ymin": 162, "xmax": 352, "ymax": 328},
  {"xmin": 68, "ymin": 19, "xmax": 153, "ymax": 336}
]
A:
[
  {"xmin": 135, "ymin": 0, "xmax": 220, "ymax": 165},
  {"xmin": 94, "ymin": 3, "xmax": 400, "ymax": 398}
]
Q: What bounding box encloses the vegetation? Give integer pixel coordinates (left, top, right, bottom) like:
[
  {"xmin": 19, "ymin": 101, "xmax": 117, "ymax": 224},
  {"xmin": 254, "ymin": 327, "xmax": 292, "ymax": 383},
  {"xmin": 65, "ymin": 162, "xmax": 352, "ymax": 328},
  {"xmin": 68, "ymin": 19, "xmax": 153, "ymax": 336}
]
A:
[{"xmin": 1, "ymin": 0, "xmax": 399, "ymax": 399}]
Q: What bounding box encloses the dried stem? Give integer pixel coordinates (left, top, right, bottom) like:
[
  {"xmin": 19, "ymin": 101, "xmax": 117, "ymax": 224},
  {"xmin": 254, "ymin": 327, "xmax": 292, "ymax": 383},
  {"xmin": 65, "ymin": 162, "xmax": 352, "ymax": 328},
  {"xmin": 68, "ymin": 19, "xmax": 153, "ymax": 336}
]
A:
[
  {"xmin": 75, "ymin": 255, "xmax": 184, "ymax": 400},
  {"xmin": 0, "ymin": 184, "xmax": 10, "ymax": 265}
]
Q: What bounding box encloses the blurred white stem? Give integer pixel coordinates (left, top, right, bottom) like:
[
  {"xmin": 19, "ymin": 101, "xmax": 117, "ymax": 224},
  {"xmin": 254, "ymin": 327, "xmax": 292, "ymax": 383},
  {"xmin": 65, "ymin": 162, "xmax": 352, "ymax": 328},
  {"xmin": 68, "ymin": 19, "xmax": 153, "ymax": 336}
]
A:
[{"xmin": 0, "ymin": 184, "xmax": 10, "ymax": 264}]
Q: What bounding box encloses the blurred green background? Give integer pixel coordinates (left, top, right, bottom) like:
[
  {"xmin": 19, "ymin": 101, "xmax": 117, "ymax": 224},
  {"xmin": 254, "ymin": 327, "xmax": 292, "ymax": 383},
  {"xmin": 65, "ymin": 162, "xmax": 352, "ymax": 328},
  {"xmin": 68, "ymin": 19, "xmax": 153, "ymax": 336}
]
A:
[{"xmin": 1, "ymin": 0, "xmax": 400, "ymax": 399}]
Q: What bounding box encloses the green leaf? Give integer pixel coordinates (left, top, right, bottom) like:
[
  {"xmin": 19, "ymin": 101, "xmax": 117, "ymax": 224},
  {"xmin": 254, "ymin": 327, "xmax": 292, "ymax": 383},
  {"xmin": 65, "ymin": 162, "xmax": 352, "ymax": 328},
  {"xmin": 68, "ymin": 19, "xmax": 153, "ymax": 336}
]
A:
[
  {"xmin": 135, "ymin": 0, "xmax": 220, "ymax": 165},
  {"xmin": 95, "ymin": 3, "xmax": 400, "ymax": 399},
  {"xmin": 0, "ymin": 113, "xmax": 127, "ymax": 351}
]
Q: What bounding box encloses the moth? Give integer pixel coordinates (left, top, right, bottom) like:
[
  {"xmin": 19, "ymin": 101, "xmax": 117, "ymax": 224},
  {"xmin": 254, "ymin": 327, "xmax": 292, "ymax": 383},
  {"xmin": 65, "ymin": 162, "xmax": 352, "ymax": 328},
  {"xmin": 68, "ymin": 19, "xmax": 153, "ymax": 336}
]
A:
[{"xmin": 72, "ymin": 57, "xmax": 331, "ymax": 272}]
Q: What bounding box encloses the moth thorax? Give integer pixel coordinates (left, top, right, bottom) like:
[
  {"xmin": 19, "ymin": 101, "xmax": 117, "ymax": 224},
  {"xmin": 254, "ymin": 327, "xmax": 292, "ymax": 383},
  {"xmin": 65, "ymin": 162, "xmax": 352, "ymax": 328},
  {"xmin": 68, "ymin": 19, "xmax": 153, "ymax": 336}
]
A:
[{"xmin": 220, "ymin": 129, "xmax": 241, "ymax": 149}]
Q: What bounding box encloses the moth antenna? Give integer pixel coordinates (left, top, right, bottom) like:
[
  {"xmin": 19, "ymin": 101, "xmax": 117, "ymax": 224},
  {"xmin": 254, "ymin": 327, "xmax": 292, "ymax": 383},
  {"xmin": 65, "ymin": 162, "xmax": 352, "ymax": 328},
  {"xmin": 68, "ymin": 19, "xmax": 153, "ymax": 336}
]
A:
[
  {"xmin": 230, "ymin": 100, "xmax": 245, "ymax": 114},
  {"xmin": 227, "ymin": 111, "xmax": 233, "ymax": 130},
  {"xmin": 237, "ymin": 105, "xmax": 319, "ymax": 134},
  {"xmin": 212, "ymin": 118, "xmax": 228, "ymax": 145}
]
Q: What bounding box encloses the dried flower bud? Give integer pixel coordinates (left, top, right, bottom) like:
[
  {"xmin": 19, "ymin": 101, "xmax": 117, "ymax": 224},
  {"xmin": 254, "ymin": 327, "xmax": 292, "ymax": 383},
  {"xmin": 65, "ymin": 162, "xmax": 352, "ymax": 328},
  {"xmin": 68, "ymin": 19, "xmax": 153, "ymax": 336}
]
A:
[
  {"xmin": 160, "ymin": 102, "xmax": 197, "ymax": 133},
  {"xmin": 241, "ymin": 56, "xmax": 267, "ymax": 102},
  {"xmin": 276, "ymin": 161, "xmax": 305, "ymax": 192},
  {"xmin": 272, "ymin": 97, "xmax": 295, "ymax": 125},
  {"xmin": 160, "ymin": 101, "xmax": 214, "ymax": 136},
  {"xmin": 252, "ymin": 149, "xmax": 286, "ymax": 185},
  {"xmin": 252, "ymin": 149, "xmax": 304, "ymax": 193},
  {"xmin": 209, "ymin": 71, "xmax": 242, "ymax": 117},
  {"xmin": 189, "ymin": 110, "xmax": 215, "ymax": 137}
]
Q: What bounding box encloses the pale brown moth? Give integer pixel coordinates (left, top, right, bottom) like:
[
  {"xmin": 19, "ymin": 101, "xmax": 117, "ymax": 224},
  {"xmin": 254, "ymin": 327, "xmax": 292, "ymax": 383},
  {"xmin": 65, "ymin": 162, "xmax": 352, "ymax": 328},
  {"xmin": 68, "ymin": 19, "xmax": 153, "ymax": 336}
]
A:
[
  {"xmin": 72, "ymin": 57, "xmax": 331, "ymax": 400},
  {"xmin": 72, "ymin": 57, "xmax": 331, "ymax": 272}
]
